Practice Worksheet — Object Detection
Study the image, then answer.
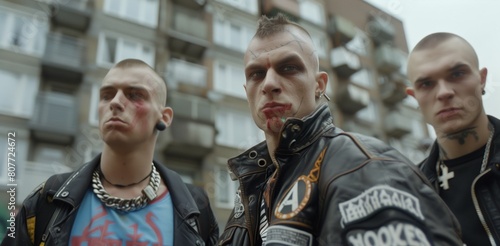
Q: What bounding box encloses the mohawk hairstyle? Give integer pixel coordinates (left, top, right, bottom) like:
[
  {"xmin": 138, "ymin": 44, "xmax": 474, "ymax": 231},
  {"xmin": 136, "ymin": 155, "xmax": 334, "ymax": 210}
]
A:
[{"xmin": 254, "ymin": 13, "xmax": 312, "ymax": 39}]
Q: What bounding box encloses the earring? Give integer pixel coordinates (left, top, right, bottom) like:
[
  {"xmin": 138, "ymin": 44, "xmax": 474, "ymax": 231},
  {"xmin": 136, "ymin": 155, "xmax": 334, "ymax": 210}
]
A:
[{"xmin": 482, "ymin": 89, "xmax": 486, "ymax": 95}]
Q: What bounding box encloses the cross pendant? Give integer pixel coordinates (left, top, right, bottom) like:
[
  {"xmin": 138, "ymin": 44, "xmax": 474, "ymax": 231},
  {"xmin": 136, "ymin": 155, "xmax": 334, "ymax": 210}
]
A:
[{"xmin": 438, "ymin": 164, "xmax": 454, "ymax": 190}]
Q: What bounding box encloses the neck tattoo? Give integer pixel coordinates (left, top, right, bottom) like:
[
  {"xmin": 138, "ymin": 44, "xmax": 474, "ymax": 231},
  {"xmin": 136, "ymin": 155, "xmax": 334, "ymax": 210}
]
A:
[{"xmin": 437, "ymin": 125, "xmax": 494, "ymax": 190}]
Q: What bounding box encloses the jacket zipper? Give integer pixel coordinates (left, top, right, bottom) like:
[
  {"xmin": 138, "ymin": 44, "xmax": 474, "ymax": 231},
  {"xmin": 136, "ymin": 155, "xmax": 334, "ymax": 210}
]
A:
[
  {"xmin": 266, "ymin": 155, "xmax": 280, "ymax": 224},
  {"xmin": 471, "ymin": 168, "xmax": 497, "ymax": 246}
]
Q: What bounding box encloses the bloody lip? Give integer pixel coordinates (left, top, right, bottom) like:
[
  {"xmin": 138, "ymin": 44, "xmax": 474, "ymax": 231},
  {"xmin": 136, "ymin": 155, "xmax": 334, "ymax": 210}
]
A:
[{"xmin": 261, "ymin": 103, "xmax": 291, "ymax": 118}]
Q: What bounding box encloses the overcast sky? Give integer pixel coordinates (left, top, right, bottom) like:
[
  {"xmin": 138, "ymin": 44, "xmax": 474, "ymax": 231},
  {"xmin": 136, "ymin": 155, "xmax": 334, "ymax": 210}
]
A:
[{"xmin": 365, "ymin": 0, "xmax": 500, "ymax": 118}]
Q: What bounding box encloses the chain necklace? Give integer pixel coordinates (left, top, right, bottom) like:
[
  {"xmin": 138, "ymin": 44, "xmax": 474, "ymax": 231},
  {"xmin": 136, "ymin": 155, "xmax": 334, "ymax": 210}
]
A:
[
  {"xmin": 92, "ymin": 163, "xmax": 160, "ymax": 212},
  {"xmin": 437, "ymin": 126, "xmax": 494, "ymax": 190}
]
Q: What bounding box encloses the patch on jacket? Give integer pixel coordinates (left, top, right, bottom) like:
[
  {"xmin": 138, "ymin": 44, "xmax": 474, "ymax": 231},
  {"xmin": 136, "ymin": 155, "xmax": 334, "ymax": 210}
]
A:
[
  {"xmin": 266, "ymin": 225, "xmax": 313, "ymax": 246},
  {"xmin": 345, "ymin": 221, "xmax": 431, "ymax": 246},
  {"xmin": 275, "ymin": 176, "xmax": 312, "ymax": 219},
  {"xmin": 274, "ymin": 147, "xmax": 327, "ymax": 220},
  {"xmin": 339, "ymin": 185, "xmax": 424, "ymax": 227},
  {"xmin": 233, "ymin": 189, "xmax": 244, "ymax": 219}
]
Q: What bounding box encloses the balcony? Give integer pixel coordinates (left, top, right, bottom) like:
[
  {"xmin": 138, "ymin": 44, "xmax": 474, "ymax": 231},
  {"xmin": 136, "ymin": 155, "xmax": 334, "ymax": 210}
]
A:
[
  {"xmin": 331, "ymin": 46, "xmax": 361, "ymax": 78},
  {"xmin": 166, "ymin": 59, "xmax": 207, "ymax": 96},
  {"xmin": 262, "ymin": 0, "xmax": 300, "ymax": 22},
  {"xmin": 17, "ymin": 161, "xmax": 72, "ymax": 203},
  {"xmin": 164, "ymin": 92, "xmax": 216, "ymax": 158},
  {"xmin": 380, "ymin": 73, "xmax": 408, "ymax": 104},
  {"xmin": 366, "ymin": 16, "xmax": 395, "ymax": 45},
  {"xmin": 327, "ymin": 15, "xmax": 357, "ymax": 45},
  {"xmin": 29, "ymin": 92, "xmax": 77, "ymax": 144},
  {"xmin": 42, "ymin": 33, "xmax": 85, "ymax": 82},
  {"xmin": 375, "ymin": 44, "xmax": 400, "ymax": 74},
  {"xmin": 335, "ymin": 83, "xmax": 370, "ymax": 114},
  {"xmin": 44, "ymin": 0, "xmax": 91, "ymax": 31},
  {"xmin": 385, "ymin": 111, "xmax": 412, "ymax": 137},
  {"xmin": 168, "ymin": 6, "xmax": 209, "ymax": 58},
  {"xmin": 171, "ymin": 0, "xmax": 206, "ymax": 9}
]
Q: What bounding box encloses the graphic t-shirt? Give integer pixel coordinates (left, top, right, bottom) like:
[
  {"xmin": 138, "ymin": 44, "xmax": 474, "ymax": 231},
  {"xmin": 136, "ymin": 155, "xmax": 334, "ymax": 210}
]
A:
[{"xmin": 70, "ymin": 188, "xmax": 173, "ymax": 246}]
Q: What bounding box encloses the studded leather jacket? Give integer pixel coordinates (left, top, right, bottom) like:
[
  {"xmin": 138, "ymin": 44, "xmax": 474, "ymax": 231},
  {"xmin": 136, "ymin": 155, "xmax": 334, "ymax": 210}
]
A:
[
  {"xmin": 420, "ymin": 115, "xmax": 500, "ymax": 246},
  {"xmin": 218, "ymin": 105, "xmax": 463, "ymax": 246}
]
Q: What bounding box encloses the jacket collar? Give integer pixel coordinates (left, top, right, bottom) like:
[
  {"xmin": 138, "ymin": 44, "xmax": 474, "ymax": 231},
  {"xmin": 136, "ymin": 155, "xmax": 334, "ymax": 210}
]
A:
[
  {"xmin": 53, "ymin": 154, "xmax": 200, "ymax": 219},
  {"xmin": 228, "ymin": 104, "xmax": 335, "ymax": 180},
  {"xmin": 421, "ymin": 115, "xmax": 500, "ymax": 181}
]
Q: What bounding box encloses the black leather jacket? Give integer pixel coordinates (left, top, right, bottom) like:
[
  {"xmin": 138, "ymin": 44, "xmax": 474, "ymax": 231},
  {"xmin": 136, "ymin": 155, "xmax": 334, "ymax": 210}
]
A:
[
  {"xmin": 420, "ymin": 115, "xmax": 500, "ymax": 245},
  {"xmin": 1, "ymin": 155, "xmax": 219, "ymax": 246},
  {"xmin": 219, "ymin": 105, "xmax": 462, "ymax": 246}
]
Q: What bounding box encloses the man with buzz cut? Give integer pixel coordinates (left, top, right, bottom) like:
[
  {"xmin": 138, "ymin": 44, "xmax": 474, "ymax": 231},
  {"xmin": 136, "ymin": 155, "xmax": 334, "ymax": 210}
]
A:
[
  {"xmin": 407, "ymin": 32, "xmax": 500, "ymax": 246},
  {"xmin": 1, "ymin": 59, "xmax": 219, "ymax": 246}
]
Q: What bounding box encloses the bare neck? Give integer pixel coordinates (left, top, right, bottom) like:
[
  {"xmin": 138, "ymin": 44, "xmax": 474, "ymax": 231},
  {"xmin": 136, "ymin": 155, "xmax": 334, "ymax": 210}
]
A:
[
  {"xmin": 265, "ymin": 132, "xmax": 280, "ymax": 163},
  {"xmin": 436, "ymin": 116, "xmax": 492, "ymax": 160},
  {"xmin": 100, "ymin": 143, "xmax": 155, "ymax": 184}
]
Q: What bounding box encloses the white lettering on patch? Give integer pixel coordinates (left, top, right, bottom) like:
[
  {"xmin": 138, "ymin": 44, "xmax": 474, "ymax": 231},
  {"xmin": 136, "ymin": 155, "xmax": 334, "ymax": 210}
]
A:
[
  {"xmin": 266, "ymin": 225, "xmax": 313, "ymax": 246},
  {"xmin": 339, "ymin": 185, "xmax": 424, "ymax": 227},
  {"xmin": 347, "ymin": 222, "xmax": 431, "ymax": 246}
]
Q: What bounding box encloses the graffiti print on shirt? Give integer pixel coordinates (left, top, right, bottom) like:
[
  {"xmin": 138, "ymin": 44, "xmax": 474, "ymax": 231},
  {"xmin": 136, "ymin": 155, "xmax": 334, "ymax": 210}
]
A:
[
  {"xmin": 345, "ymin": 221, "xmax": 431, "ymax": 246},
  {"xmin": 339, "ymin": 185, "xmax": 424, "ymax": 227}
]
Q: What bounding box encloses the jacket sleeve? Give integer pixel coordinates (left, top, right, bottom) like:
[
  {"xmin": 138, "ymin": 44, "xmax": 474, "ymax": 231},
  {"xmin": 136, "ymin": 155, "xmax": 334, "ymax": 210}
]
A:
[
  {"xmin": 317, "ymin": 158, "xmax": 463, "ymax": 246},
  {"xmin": 0, "ymin": 184, "xmax": 43, "ymax": 246},
  {"xmin": 187, "ymin": 184, "xmax": 219, "ymax": 246}
]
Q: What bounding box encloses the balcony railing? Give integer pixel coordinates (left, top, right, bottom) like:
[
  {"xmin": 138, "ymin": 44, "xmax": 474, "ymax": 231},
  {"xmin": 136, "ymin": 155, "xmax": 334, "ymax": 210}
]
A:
[
  {"xmin": 166, "ymin": 59, "xmax": 207, "ymax": 94},
  {"xmin": 43, "ymin": 33, "xmax": 85, "ymax": 70},
  {"xmin": 328, "ymin": 15, "xmax": 357, "ymax": 45},
  {"xmin": 375, "ymin": 44, "xmax": 401, "ymax": 74},
  {"xmin": 29, "ymin": 92, "xmax": 77, "ymax": 144},
  {"xmin": 367, "ymin": 16, "xmax": 395, "ymax": 45},
  {"xmin": 335, "ymin": 83, "xmax": 370, "ymax": 114},
  {"xmin": 331, "ymin": 46, "xmax": 361, "ymax": 78}
]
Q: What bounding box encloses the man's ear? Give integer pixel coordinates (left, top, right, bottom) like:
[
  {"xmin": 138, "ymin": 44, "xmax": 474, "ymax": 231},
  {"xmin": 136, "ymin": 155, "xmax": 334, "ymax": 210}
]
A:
[
  {"xmin": 316, "ymin": 71, "xmax": 328, "ymax": 94},
  {"xmin": 406, "ymin": 87, "xmax": 416, "ymax": 98},
  {"xmin": 480, "ymin": 67, "xmax": 488, "ymax": 89},
  {"xmin": 161, "ymin": 107, "xmax": 173, "ymax": 127}
]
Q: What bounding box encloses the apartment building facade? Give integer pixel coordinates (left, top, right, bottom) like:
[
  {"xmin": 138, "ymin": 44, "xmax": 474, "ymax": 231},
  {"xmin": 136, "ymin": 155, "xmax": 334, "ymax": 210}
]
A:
[{"xmin": 0, "ymin": 0, "xmax": 432, "ymax": 229}]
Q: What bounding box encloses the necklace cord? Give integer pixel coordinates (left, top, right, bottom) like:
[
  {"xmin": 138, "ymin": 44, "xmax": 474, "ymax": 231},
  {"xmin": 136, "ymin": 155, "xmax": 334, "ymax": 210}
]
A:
[{"xmin": 98, "ymin": 165, "xmax": 153, "ymax": 188}]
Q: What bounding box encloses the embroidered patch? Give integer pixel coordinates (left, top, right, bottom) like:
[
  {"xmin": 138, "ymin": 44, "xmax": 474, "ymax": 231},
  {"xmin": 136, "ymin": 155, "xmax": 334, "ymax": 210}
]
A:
[
  {"xmin": 233, "ymin": 189, "xmax": 244, "ymax": 219},
  {"xmin": 267, "ymin": 225, "xmax": 313, "ymax": 246},
  {"xmin": 345, "ymin": 221, "xmax": 431, "ymax": 246},
  {"xmin": 275, "ymin": 176, "xmax": 312, "ymax": 219},
  {"xmin": 339, "ymin": 185, "xmax": 424, "ymax": 227}
]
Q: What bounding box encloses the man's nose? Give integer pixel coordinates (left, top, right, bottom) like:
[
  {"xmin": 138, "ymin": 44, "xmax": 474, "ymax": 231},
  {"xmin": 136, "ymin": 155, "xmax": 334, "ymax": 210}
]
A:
[
  {"xmin": 109, "ymin": 91, "xmax": 125, "ymax": 111},
  {"xmin": 436, "ymin": 81, "xmax": 454, "ymax": 101},
  {"xmin": 262, "ymin": 69, "xmax": 281, "ymax": 96}
]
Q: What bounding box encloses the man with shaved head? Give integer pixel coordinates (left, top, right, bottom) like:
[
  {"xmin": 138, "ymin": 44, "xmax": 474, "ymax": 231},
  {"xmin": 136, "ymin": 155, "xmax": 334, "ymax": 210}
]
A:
[
  {"xmin": 1, "ymin": 59, "xmax": 219, "ymax": 245},
  {"xmin": 407, "ymin": 32, "xmax": 500, "ymax": 245},
  {"xmin": 219, "ymin": 14, "xmax": 462, "ymax": 245}
]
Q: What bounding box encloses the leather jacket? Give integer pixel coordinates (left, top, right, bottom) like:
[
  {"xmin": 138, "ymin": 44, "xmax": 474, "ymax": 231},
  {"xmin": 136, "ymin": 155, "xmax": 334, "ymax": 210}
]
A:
[
  {"xmin": 219, "ymin": 105, "xmax": 463, "ymax": 246},
  {"xmin": 1, "ymin": 155, "xmax": 219, "ymax": 246},
  {"xmin": 420, "ymin": 115, "xmax": 500, "ymax": 245}
]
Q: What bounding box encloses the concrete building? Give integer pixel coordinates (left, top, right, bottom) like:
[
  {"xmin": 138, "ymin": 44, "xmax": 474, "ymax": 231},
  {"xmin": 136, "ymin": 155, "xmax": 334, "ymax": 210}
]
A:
[{"xmin": 0, "ymin": 0, "xmax": 431, "ymax": 230}]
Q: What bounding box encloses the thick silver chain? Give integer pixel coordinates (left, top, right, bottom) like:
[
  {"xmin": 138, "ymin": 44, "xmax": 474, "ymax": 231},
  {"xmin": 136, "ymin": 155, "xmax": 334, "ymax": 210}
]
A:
[{"xmin": 92, "ymin": 164, "xmax": 160, "ymax": 212}]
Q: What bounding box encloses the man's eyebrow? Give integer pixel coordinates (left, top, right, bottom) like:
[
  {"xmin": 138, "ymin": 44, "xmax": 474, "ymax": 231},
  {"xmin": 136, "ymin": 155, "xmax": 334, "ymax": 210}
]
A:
[
  {"xmin": 245, "ymin": 54, "xmax": 304, "ymax": 74},
  {"xmin": 447, "ymin": 63, "xmax": 468, "ymax": 72},
  {"xmin": 414, "ymin": 76, "xmax": 431, "ymax": 85}
]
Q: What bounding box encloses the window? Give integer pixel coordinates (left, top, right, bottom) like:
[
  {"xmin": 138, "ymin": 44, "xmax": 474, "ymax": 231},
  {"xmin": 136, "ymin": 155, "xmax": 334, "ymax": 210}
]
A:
[
  {"xmin": 104, "ymin": 0, "xmax": 159, "ymax": 27},
  {"xmin": 0, "ymin": 69, "xmax": 39, "ymax": 118},
  {"xmin": 299, "ymin": 0, "xmax": 325, "ymax": 26},
  {"xmin": 213, "ymin": 18, "xmax": 255, "ymax": 53},
  {"xmin": 213, "ymin": 60, "xmax": 247, "ymax": 98},
  {"xmin": 0, "ymin": 5, "xmax": 48, "ymax": 56},
  {"xmin": 215, "ymin": 0, "xmax": 258, "ymax": 14},
  {"xmin": 216, "ymin": 107, "xmax": 264, "ymax": 148},
  {"xmin": 97, "ymin": 32, "xmax": 155, "ymax": 68},
  {"xmin": 215, "ymin": 165, "xmax": 239, "ymax": 208}
]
